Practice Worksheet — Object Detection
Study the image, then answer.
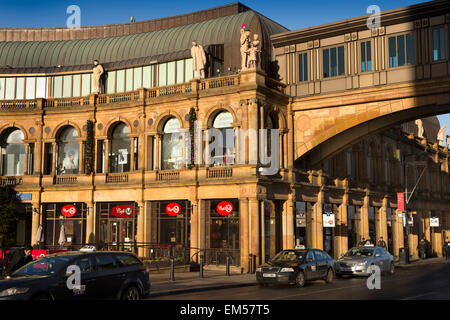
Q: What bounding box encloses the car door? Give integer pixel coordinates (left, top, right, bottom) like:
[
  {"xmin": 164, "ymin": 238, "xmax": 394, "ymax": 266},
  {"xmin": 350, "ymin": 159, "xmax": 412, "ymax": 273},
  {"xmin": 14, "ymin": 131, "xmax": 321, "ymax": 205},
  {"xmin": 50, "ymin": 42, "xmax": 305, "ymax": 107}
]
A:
[
  {"xmin": 53, "ymin": 256, "xmax": 96, "ymax": 300},
  {"xmin": 304, "ymin": 250, "xmax": 318, "ymax": 280},
  {"xmin": 91, "ymin": 253, "xmax": 124, "ymax": 299},
  {"xmin": 313, "ymin": 250, "xmax": 329, "ymax": 278},
  {"xmin": 373, "ymin": 248, "xmax": 384, "ymax": 271}
]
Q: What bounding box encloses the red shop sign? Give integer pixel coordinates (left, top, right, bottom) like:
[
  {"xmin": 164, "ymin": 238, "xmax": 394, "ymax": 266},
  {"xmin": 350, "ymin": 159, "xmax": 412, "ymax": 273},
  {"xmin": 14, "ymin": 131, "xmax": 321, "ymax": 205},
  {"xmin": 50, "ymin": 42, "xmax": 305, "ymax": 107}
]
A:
[
  {"xmin": 165, "ymin": 203, "xmax": 181, "ymax": 216},
  {"xmin": 216, "ymin": 201, "xmax": 234, "ymax": 216},
  {"xmin": 111, "ymin": 205, "xmax": 135, "ymax": 218},
  {"xmin": 61, "ymin": 204, "xmax": 77, "ymax": 217}
]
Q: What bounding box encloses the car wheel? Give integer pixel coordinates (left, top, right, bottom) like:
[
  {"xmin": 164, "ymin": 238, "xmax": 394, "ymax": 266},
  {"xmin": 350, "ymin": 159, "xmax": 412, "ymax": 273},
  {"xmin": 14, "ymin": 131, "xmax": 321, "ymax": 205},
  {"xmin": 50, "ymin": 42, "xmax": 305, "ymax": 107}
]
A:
[
  {"xmin": 388, "ymin": 263, "xmax": 395, "ymax": 275},
  {"xmin": 325, "ymin": 268, "xmax": 334, "ymax": 283},
  {"xmin": 295, "ymin": 271, "xmax": 305, "ymax": 288},
  {"xmin": 121, "ymin": 286, "xmax": 141, "ymax": 301}
]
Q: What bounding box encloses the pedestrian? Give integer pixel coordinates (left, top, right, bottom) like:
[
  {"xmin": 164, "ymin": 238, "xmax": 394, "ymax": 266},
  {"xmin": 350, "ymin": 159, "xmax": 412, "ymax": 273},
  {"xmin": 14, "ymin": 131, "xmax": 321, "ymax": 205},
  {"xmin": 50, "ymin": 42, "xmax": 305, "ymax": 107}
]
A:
[
  {"xmin": 5, "ymin": 245, "xmax": 33, "ymax": 276},
  {"xmin": 377, "ymin": 236, "xmax": 387, "ymax": 249},
  {"xmin": 418, "ymin": 238, "xmax": 426, "ymax": 260},
  {"xmin": 359, "ymin": 237, "xmax": 366, "ymax": 246},
  {"xmin": 443, "ymin": 237, "xmax": 449, "ymax": 260}
]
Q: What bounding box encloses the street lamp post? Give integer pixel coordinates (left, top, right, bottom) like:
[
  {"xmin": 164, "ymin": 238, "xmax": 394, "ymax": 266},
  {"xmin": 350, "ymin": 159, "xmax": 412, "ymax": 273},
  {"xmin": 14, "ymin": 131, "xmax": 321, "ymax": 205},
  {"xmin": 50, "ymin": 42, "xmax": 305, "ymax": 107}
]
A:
[{"xmin": 402, "ymin": 152, "xmax": 427, "ymax": 264}]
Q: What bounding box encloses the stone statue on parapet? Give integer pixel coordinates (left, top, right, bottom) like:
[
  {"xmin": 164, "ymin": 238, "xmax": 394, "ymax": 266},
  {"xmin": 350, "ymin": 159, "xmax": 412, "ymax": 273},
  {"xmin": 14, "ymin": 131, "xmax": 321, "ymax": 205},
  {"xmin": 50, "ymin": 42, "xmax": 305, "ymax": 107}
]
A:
[
  {"xmin": 415, "ymin": 119, "xmax": 424, "ymax": 138},
  {"xmin": 190, "ymin": 41, "xmax": 206, "ymax": 79},
  {"xmin": 92, "ymin": 60, "xmax": 104, "ymax": 94},
  {"xmin": 247, "ymin": 34, "xmax": 260, "ymax": 69},
  {"xmin": 240, "ymin": 25, "xmax": 251, "ymax": 71},
  {"xmin": 437, "ymin": 125, "xmax": 446, "ymax": 146}
]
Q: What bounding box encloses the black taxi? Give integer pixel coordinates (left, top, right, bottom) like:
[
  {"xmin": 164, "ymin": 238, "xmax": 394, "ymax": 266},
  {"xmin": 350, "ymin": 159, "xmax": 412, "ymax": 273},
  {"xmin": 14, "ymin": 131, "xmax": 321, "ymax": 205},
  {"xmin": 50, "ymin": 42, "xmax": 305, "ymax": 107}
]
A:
[{"xmin": 256, "ymin": 248, "xmax": 336, "ymax": 287}]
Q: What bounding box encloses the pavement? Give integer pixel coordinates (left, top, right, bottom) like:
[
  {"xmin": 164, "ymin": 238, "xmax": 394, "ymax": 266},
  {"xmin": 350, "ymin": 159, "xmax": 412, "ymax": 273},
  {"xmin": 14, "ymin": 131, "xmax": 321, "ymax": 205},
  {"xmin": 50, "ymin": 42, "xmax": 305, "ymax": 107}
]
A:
[{"xmin": 147, "ymin": 256, "xmax": 449, "ymax": 298}]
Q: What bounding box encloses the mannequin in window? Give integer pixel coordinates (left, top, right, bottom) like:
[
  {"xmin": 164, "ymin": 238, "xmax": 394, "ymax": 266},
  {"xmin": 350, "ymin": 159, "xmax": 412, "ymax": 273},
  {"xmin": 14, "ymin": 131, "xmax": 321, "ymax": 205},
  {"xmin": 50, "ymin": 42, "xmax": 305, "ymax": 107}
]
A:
[{"xmin": 63, "ymin": 150, "xmax": 77, "ymax": 173}]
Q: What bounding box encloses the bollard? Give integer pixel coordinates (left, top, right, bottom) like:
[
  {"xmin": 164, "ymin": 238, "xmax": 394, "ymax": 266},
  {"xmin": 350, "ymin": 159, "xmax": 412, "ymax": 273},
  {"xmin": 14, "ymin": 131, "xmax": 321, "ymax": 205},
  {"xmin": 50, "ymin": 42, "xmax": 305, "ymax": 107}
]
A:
[
  {"xmin": 199, "ymin": 254, "xmax": 204, "ymax": 278},
  {"xmin": 248, "ymin": 254, "xmax": 253, "ymax": 274},
  {"xmin": 226, "ymin": 256, "xmax": 230, "ymax": 276},
  {"xmin": 170, "ymin": 257, "xmax": 175, "ymax": 281}
]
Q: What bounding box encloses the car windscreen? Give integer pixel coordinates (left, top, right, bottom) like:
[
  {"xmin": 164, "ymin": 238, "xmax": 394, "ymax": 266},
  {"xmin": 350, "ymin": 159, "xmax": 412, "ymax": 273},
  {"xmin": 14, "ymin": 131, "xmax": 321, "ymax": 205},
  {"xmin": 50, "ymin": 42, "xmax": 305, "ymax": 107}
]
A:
[
  {"xmin": 344, "ymin": 247, "xmax": 374, "ymax": 257},
  {"xmin": 271, "ymin": 250, "xmax": 306, "ymax": 262},
  {"xmin": 11, "ymin": 256, "xmax": 72, "ymax": 277}
]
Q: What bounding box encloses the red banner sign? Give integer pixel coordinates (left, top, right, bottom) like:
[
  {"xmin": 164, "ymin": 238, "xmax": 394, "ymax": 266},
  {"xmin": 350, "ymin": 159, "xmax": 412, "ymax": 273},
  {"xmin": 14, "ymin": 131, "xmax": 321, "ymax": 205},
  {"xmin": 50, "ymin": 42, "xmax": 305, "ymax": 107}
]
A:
[
  {"xmin": 111, "ymin": 205, "xmax": 135, "ymax": 218},
  {"xmin": 397, "ymin": 192, "xmax": 405, "ymax": 212},
  {"xmin": 165, "ymin": 203, "xmax": 181, "ymax": 216},
  {"xmin": 216, "ymin": 201, "xmax": 234, "ymax": 216},
  {"xmin": 31, "ymin": 250, "xmax": 47, "ymax": 260},
  {"xmin": 61, "ymin": 204, "xmax": 77, "ymax": 217}
]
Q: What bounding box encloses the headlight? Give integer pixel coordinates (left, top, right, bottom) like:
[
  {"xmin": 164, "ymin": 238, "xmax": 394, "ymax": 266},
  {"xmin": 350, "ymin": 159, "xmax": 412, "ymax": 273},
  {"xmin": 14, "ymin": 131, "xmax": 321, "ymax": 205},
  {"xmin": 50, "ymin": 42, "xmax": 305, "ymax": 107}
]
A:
[
  {"xmin": 0, "ymin": 287, "xmax": 30, "ymax": 297},
  {"xmin": 256, "ymin": 267, "xmax": 262, "ymax": 272},
  {"xmin": 280, "ymin": 268, "xmax": 294, "ymax": 272}
]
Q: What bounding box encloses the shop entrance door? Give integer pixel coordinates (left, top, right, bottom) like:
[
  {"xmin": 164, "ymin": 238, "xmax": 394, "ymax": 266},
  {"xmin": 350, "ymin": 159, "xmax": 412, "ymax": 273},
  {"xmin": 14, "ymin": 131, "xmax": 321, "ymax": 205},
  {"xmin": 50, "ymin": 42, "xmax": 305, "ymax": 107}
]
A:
[{"xmin": 99, "ymin": 219, "xmax": 136, "ymax": 252}]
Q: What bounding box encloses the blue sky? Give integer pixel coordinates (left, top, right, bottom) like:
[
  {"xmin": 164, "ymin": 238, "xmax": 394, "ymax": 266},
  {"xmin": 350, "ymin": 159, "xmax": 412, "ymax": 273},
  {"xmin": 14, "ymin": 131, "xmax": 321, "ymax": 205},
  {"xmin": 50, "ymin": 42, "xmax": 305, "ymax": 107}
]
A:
[{"xmin": 0, "ymin": 0, "xmax": 448, "ymax": 132}]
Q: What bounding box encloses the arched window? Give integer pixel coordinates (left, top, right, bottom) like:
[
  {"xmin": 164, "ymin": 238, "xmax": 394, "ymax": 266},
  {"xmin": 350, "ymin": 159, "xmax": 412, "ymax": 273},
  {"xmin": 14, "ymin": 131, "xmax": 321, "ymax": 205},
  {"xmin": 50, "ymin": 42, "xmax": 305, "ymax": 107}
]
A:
[
  {"xmin": 211, "ymin": 111, "xmax": 234, "ymax": 165},
  {"xmin": 161, "ymin": 117, "xmax": 183, "ymax": 170},
  {"xmin": 57, "ymin": 126, "xmax": 79, "ymax": 175},
  {"xmin": 1, "ymin": 128, "xmax": 25, "ymax": 176},
  {"xmin": 110, "ymin": 122, "xmax": 131, "ymax": 173}
]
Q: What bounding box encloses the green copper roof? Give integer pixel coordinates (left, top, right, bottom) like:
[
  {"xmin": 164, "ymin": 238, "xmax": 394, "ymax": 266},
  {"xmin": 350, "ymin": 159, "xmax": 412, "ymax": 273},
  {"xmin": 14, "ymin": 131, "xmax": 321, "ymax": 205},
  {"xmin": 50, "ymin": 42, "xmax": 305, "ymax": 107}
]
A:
[{"xmin": 0, "ymin": 11, "xmax": 287, "ymax": 70}]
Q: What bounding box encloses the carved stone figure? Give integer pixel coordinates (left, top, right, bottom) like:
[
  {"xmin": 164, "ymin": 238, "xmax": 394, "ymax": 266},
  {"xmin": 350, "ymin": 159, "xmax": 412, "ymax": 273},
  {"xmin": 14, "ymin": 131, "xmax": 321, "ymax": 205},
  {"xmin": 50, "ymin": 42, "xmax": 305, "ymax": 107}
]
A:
[
  {"xmin": 437, "ymin": 125, "xmax": 446, "ymax": 145},
  {"xmin": 190, "ymin": 41, "xmax": 206, "ymax": 79},
  {"xmin": 92, "ymin": 60, "xmax": 104, "ymax": 94},
  {"xmin": 240, "ymin": 27, "xmax": 251, "ymax": 71},
  {"xmin": 247, "ymin": 34, "xmax": 260, "ymax": 69},
  {"xmin": 415, "ymin": 119, "xmax": 424, "ymax": 138}
]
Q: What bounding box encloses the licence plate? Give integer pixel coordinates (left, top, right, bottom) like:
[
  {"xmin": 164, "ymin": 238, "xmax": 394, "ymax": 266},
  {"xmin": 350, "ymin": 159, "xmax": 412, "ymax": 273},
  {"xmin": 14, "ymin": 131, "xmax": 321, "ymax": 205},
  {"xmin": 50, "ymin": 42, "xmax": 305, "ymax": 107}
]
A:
[{"xmin": 263, "ymin": 273, "xmax": 276, "ymax": 278}]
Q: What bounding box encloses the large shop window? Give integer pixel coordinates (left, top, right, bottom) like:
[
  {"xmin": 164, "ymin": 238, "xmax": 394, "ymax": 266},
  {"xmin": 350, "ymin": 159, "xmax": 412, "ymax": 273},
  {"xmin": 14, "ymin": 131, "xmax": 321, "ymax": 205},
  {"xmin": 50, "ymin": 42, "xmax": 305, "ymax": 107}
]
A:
[
  {"xmin": 109, "ymin": 122, "xmax": 131, "ymax": 173},
  {"xmin": 44, "ymin": 203, "xmax": 87, "ymax": 248},
  {"xmin": 1, "ymin": 128, "xmax": 25, "ymax": 176},
  {"xmin": 150, "ymin": 200, "xmax": 191, "ymax": 246},
  {"xmin": 161, "ymin": 117, "xmax": 183, "ymax": 170},
  {"xmin": 206, "ymin": 199, "xmax": 239, "ymax": 250},
  {"xmin": 388, "ymin": 33, "xmax": 414, "ymax": 68},
  {"xmin": 97, "ymin": 202, "xmax": 137, "ymax": 251},
  {"xmin": 323, "ymin": 46, "xmax": 345, "ymax": 78},
  {"xmin": 57, "ymin": 126, "xmax": 79, "ymax": 175},
  {"xmin": 211, "ymin": 111, "xmax": 234, "ymax": 165}
]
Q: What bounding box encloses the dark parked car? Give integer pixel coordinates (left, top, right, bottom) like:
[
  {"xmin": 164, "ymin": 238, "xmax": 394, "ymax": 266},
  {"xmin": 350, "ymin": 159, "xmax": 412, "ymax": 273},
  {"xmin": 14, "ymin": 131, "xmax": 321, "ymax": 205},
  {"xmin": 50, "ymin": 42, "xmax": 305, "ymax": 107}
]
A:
[
  {"xmin": 256, "ymin": 249, "xmax": 336, "ymax": 287},
  {"xmin": 0, "ymin": 250, "xmax": 150, "ymax": 300}
]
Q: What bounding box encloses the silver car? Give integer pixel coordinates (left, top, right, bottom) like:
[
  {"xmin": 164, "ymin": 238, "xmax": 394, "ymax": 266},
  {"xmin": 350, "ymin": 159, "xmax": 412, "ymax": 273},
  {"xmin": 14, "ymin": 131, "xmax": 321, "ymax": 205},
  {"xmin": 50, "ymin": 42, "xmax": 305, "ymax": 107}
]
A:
[{"xmin": 335, "ymin": 246, "xmax": 394, "ymax": 277}]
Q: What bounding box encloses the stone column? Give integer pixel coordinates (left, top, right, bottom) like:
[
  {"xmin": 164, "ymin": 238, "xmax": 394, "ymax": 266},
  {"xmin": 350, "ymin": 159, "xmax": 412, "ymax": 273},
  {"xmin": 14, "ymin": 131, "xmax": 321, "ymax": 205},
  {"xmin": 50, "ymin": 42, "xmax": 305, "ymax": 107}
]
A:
[
  {"xmin": 283, "ymin": 131, "xmax": 288, "ymax": 169},
  {"xmin": 129, "ymin": 137, "xmax": 135, "ymax": 171},
  {"xmin": 104, "ymin": 139, "xmax": 110, "ymax": 173},
  {"xmin": 146, "ymin": 135, "xmax": 154, "ymax": 170},
  {"xmin": 204, "ymin": 129, "xmax": 210, "ymax": 167},
  {"xmin": 190, "ymin": 200, "xmax": 199, "ymax": 262},
  {"xmin": 378, "ymin": 198, "xmax": 389, "ymax": 245},
  {"xmin": 310, "ymin": 191, "xmax": 324, "ymax": 249},
  {"xmin": 282, "ymin": 197, "xmax": 294, "ymax": 250},
  {"xmin": 240, "ymin": 198, "xmax": 249, "ymax": 272},
  {"xmin": 24, "ymin": 143, "xmax": 29, "ymax": 175},
  {"xmin": 31, "ymin": 204, "xmax": 40, "ymax": 246},
  {"xmin": 279, "ymin": 132, "xmax": 284, "ymax": 170},
  {"xmin": 249, "ymin": 198, "xmax": 260, "ymax": 265},
  {"xmin": 287, "ymin": 106, "xmax": 294, "ymax": 169},
  {"xmin": 136, "ymin": 201, "xmax": 145, "ymax": 257},
  {"xmin": 51, "ymin": 142, "xmax": 57, "ymax": 175},
  {"xmin": 248, "ymin": 101, "xmax": 258, "ymax": 165},
  {"xmin": 78, "ymin": 140, "xmax": 84, "ymax": 173},
  {"xmin": 392, "ymin": 210, "xmax": 404, "ymax": 259},
  {"xmin": 336, "ymin": 193, "xmax": 349, "ymax": 258},
  {"xmin": 361, "ymin": 194, "xmax": 370, "ymax": 240},
  {"xmin": 86, "ymin": 202, "xmax": 95, "ymax": 244},
  {"xmin": 154, "ymin": 134, "xmax": 160, "ymax": 170}
]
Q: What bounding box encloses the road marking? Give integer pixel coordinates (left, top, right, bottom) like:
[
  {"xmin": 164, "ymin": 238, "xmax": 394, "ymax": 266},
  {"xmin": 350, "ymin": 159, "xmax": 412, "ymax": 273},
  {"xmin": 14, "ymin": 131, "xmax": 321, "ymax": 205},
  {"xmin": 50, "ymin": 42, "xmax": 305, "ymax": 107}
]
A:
[{"xmin": 401, "ymin": 292, "xmax": 436, "ymax": 300}]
